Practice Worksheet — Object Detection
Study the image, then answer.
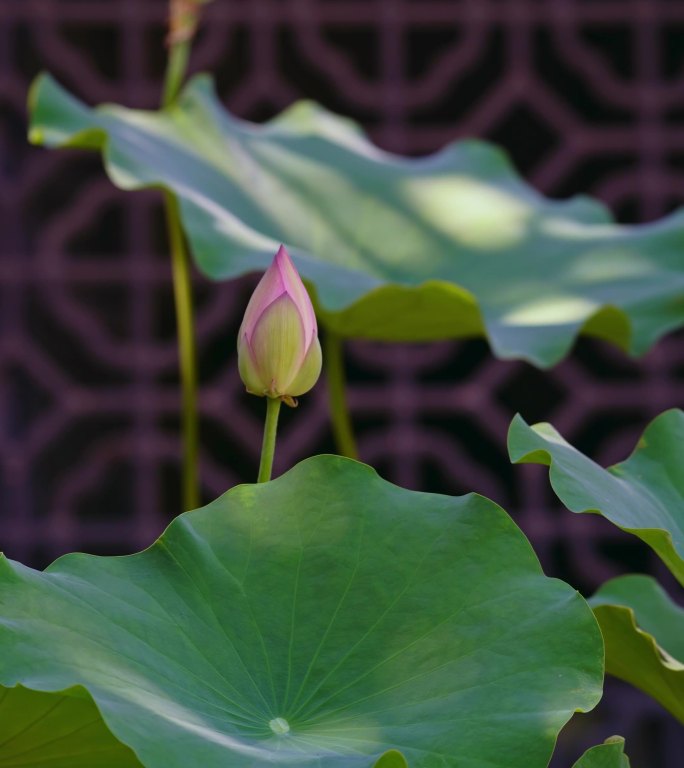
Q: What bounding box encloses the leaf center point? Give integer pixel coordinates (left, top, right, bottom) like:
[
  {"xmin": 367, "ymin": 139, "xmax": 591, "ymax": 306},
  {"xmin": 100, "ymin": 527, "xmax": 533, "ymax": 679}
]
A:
[{"xmin": 269, "ymin": 717, "xmax": 290, "ymax": 735}]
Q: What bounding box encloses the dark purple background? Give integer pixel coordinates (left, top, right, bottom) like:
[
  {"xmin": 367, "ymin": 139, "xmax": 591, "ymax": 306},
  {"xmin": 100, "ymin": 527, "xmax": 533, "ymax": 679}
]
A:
[{"xmin": 1, "ymin": 0, "xmax": 684, "ymax": 765}]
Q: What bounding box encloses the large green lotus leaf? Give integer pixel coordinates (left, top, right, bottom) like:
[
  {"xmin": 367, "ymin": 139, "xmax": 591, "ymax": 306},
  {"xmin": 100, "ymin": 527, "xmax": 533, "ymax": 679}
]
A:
[
  {"xmin": 571, "ymin": 737, "xmax": 630, "ymax": 768},
  {"xmin": 589, "ymin": 574, "xmax": 684, "ymax": 723},
  {"xmin": 28, "ymin": 74, "xmax": 684, "ymax": 367},
  {"xmin": 0, "ymin": 456, "xmax": 602, "ymax": 768},
  {"xmin": 508, "ymin": 409, "xmax": 684, "ymax": 585},
  {"xmin": 0, "ymin": 685, "xmax": 142, "ymax": 766}
]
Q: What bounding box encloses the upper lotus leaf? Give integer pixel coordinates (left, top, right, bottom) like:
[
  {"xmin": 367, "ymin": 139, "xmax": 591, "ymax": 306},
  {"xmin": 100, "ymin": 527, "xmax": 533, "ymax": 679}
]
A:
[
  {"xmin": 0, "ymin": 456, "xmax": 602, "ymax": 768},
  {"xmin": 508, "ymin": 409, "xmax": 684, "ymax": 585},
  {"xmin": 28, "ymin": 73, "xmax": 684, "ymax": 367}
]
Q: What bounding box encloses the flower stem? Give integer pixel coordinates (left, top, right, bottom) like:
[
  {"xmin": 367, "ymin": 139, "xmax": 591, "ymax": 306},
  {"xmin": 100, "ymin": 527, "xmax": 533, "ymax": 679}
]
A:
[
  {"xmin": 324, "ymin": 332, "xmax": 359, "ymax": 460},
  {"xmin": 258, "ymin": 397, "xmax": 282, "ymax": 483},
  {"xmin": 165, "ymin": 192, "xmax": 200, "ymax": 510}
]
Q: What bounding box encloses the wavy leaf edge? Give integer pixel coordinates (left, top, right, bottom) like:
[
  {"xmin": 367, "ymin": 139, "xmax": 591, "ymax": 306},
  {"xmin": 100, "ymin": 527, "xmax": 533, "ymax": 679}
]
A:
[
  {"xmin": 507, "ymin": 409, "xmax": 684, "ymax": 580},
  {"xmin": 27, "ymin": 72, "xmax": 684, "ymax": 367}
]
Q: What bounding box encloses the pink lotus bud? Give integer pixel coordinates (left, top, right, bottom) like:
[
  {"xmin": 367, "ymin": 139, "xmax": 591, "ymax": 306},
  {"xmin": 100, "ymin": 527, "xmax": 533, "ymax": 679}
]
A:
[{"xmin": 238, "ymin": 245, "xmax": 322, "ymax": 404}]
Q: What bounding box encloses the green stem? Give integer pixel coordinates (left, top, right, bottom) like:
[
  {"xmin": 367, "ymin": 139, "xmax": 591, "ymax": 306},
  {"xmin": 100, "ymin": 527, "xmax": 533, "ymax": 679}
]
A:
[
  {"xmin": 162, "ymin": 4, "xmax": 201, "ymax": 511},
  {"xmin": 258, "ymin": 398, "xmax": 282, "ymax": 483},
  {"xmin": 324, "ymin": 332, "xmax": 359, "ymax": 460},
  {"xmin": 162, "ymin": 37, "xmax": 191, "ymax": 107},
  {"xmin": 165, "ymin": 191, "xmax": 200, "ymax": 510}
]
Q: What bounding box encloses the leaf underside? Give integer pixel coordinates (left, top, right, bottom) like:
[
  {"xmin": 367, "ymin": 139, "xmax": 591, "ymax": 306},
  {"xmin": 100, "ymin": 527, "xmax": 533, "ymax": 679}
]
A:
[
  {"xmin": 29, "ymin": 73, "xmax": 684, "ymax": 367},
  {"xmin": 0, "ymin": 456, "xmax": 602, "ymax": 768},
  {"xmin": 590, "ymin": 574, "xmax": 684, "ymax": 723},
  {"xmin": 0, "ymin": 685, "xmax": 142, "ymax": 767}
]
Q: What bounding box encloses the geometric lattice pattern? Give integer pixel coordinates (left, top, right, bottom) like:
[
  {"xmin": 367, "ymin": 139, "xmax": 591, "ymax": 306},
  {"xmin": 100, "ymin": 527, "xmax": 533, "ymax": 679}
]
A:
[{"xmin": 1, "ymin": 1, "xmax": 684, "ymax": 764}]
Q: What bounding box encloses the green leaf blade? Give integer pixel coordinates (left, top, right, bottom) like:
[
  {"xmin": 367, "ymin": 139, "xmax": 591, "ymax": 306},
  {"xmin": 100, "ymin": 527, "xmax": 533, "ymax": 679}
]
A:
[
  {"xmin": 590, "ymin": 574, "xmax": 684, "ymax": 723},
  {"xmin": 0, "ymin": 686, "xmax": 142, "ymax": 767},
  {"xmin": 28, "ymin": 73, "xmax": 684, "ymax": 367},
  {"xmin": 508, "ymin": 409, "xmax": 684, "ymax": 584},
  {"xmin": 373, "ymin": 751, "xmax": 408, "ymax": 768},
  {"xmin": 0, "ymin": 456, "xmax": 602, "ymax": 768},
  {"xmin": 571, "ymin": 737, "xmax": 630, "ymax": 768}
]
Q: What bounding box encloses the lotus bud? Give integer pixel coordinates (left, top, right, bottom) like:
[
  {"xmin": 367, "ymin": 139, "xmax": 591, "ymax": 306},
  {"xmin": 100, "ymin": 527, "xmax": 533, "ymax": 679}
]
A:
[
  {"xmin": 167, "ymin": 0, "xmax": 213, "ymax": 46},
  {"xmin": 238, "ymin": 245, "xmax": 322, "ymax": 406}
]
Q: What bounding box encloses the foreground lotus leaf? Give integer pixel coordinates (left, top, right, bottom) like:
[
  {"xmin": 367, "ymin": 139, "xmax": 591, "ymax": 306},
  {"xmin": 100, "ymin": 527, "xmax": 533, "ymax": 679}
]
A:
[
  {"xmin": 0, "ymin": 685, "xmax": 142, "ymax": 767},
  {"xmin": 29, "ymin": 74, "xmax": 684, "ymax": 367},
  {"xmin": 508, "ymin": 409, "xmax": 684, "ymax": 585},
  {"xmin": 590, "ymin": 575, "xmax": 684, "ymax": 723},
  {"xmin": 571, "ymin": 737, "xmax": 630, "ymax": 768},
  {"xmin": 0, "ymin": 456, "xmax": 602, "ymax": 768}
]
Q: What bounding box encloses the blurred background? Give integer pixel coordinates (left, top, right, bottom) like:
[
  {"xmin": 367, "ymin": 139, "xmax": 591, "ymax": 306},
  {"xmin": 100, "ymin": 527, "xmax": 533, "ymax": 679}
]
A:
[{"xmin": 1, "ymin": 0, "xmax": 684, "ymax": 764}]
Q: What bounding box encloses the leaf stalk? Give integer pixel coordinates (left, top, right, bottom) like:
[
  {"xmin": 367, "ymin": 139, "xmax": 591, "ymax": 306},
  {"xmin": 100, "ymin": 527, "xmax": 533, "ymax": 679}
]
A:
[
  {"xmin": 324, "ymin": 332, "xmax": 359, "ymax": 459},
  {"xmin": 165, "ymin": 191, "xmax": 201, "ymax": 510},
  {"xmin": 161, "ymin": 0, "xmax": 209, "ymax": 510}
]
